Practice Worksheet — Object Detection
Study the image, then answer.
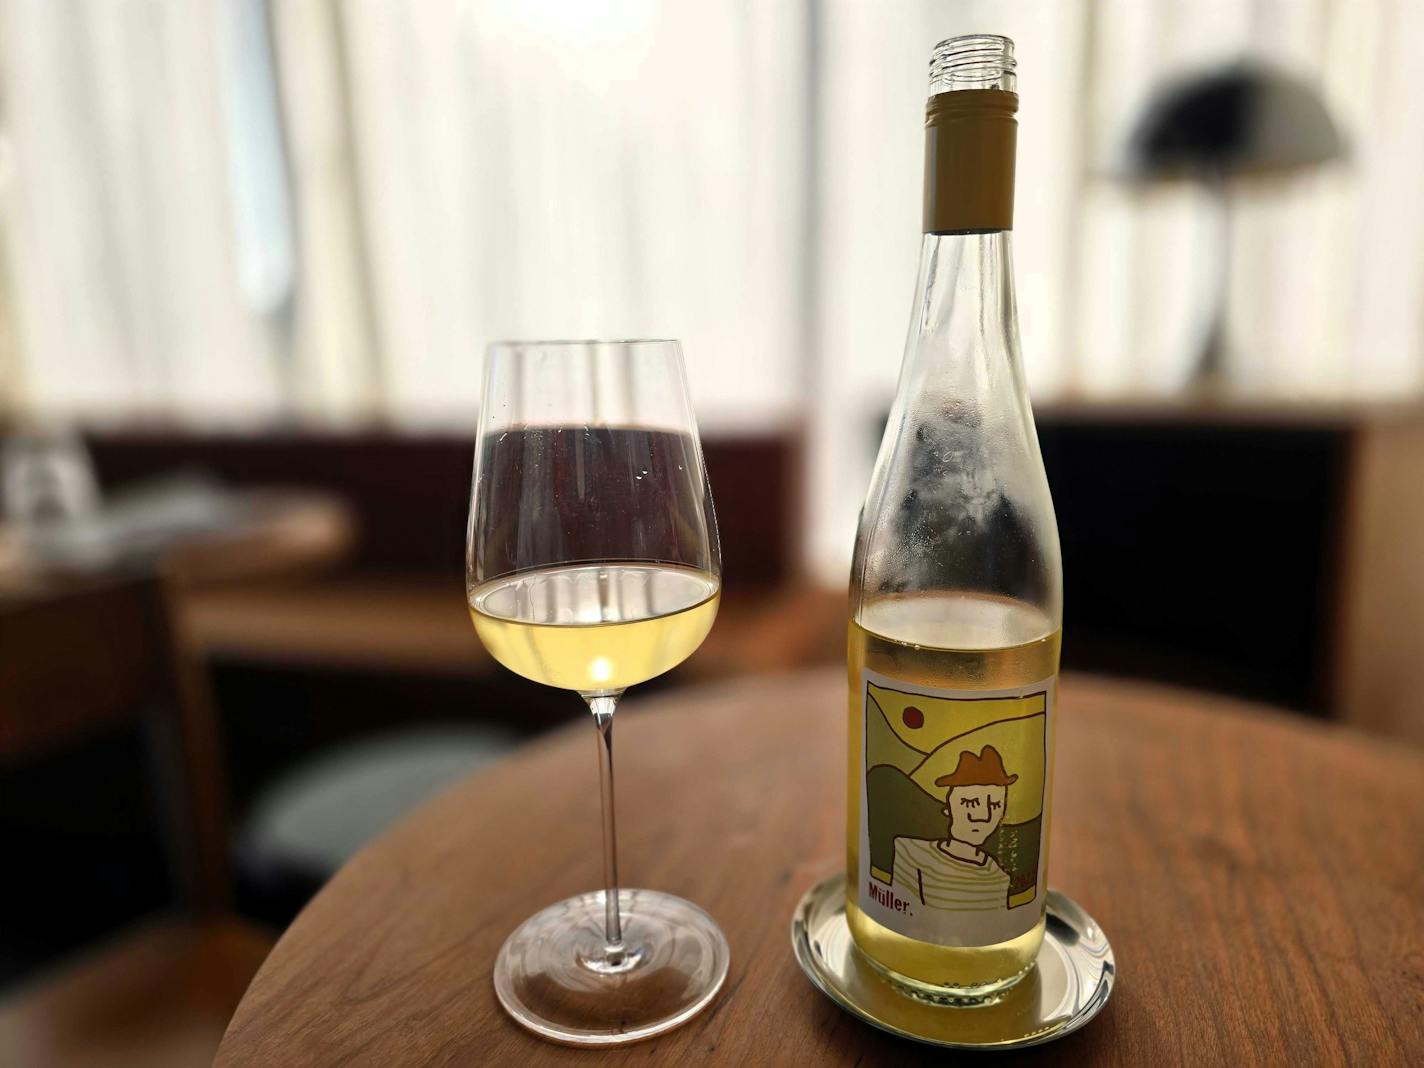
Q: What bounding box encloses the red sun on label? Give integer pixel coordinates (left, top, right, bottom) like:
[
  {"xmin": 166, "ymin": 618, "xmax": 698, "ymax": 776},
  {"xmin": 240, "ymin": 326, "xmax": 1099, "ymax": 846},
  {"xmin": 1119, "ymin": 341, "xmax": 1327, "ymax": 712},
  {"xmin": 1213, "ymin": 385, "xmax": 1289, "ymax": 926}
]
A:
[{"xmin": 902, "ymin": 706, "xmax": 924, "ymax": 729}]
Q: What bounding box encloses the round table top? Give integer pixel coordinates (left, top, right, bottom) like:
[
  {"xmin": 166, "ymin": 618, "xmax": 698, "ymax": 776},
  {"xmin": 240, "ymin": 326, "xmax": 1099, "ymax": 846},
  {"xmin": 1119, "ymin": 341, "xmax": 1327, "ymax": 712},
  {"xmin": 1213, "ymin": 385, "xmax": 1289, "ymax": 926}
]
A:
[{"xmin": 217, "ymin": 671, "xmax": 1424, "ymax": 1065}]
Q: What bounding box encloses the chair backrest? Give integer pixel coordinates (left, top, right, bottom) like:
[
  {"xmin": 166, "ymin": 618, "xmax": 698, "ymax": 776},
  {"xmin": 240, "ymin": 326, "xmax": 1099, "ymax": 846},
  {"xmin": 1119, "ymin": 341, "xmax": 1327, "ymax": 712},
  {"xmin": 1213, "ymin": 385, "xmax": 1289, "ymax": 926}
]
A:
[{"xmin": 0, "ymin": 571, "xmax": 230, "ymax": 912}]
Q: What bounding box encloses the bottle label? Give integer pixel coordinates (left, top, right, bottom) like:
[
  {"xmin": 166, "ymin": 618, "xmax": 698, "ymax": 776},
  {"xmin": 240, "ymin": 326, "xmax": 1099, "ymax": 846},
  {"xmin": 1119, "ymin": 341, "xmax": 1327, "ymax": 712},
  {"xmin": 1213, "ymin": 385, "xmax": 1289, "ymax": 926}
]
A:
[{"xmin": 857, "ymin": 667, "xmax": 1054, "ymax": 948}]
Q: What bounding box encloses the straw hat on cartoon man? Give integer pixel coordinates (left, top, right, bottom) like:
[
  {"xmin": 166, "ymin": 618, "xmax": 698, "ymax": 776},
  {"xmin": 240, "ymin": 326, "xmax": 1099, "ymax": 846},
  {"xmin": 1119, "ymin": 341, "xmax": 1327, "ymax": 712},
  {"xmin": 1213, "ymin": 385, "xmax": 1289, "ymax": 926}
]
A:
[{"xmin": 891, "ymin": 745, "xmax": 1017, "ymax": 912}]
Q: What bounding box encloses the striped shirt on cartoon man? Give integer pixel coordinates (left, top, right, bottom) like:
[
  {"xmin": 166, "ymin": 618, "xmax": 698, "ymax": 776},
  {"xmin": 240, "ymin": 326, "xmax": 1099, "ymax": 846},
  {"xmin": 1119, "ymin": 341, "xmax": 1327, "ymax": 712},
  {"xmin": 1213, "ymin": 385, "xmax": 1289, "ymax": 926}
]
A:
[{"xmin": 891, "ymin": 745, "xmax": 1017, "ymax": 911}]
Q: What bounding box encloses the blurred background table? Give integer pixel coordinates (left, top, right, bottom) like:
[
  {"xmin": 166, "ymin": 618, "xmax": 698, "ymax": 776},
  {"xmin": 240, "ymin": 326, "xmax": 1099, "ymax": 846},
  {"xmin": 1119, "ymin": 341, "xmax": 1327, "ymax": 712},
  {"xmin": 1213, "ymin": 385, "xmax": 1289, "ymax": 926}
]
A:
[{"xmin": 215, "ymin": 671, "xmax": 1424, "ymax": 1065}]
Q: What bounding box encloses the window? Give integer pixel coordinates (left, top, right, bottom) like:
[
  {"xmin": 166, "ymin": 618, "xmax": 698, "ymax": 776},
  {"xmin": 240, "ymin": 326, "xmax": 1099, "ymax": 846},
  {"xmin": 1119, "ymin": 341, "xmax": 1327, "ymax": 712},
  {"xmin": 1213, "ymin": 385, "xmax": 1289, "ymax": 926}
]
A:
[{"xmin": 3, "ymin": 1, "xmax": 1422, "ymax": 577}]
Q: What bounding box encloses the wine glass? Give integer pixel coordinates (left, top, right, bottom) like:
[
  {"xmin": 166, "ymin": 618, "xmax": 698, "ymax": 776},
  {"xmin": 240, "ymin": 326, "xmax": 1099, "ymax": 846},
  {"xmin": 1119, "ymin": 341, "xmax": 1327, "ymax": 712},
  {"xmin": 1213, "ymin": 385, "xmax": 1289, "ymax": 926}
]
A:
[{"xmin": 466, "ymin": 340, "xmax": 728, "ymax": 1046}]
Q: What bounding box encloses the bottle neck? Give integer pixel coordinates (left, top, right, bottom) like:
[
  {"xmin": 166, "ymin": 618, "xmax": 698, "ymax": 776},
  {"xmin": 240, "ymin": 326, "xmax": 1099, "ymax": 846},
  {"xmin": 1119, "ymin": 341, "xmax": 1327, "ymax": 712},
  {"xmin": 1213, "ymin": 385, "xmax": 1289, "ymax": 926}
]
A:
[
  {"xmin": 853, "ymin": 225, "xmax": 1057, "ymax": 624},
  {"xmin": 898, "ymin": 231, "xmax": 1024, "ymax": 404},
  {"xmin": 854, "ymin": 229, "xmax": 1055, "ymax": 625},
  {"xmin": 909, "ymin": 77, "xmax": 1023, "ymax": 400}
]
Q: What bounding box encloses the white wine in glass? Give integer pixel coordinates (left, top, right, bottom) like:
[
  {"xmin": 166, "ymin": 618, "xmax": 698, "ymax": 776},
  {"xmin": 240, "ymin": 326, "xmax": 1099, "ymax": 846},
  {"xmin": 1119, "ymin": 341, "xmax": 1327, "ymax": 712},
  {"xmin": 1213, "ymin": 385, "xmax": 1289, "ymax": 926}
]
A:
[
  {"xmin": 470, "ymin": 562, "xmax": 720, "ymax": 692},
  {"xmin": 467, "ymin": 342, "xmax": 728, "ymax": 1047}
]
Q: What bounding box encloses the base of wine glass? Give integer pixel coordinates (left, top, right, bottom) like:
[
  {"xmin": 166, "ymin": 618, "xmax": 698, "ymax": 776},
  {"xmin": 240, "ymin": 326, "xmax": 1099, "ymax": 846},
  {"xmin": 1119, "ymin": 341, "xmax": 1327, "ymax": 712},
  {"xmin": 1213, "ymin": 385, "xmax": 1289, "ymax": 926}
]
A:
[{"xmin": 493, "ymin": 888, "xmax": 729, "ymax": 1047}]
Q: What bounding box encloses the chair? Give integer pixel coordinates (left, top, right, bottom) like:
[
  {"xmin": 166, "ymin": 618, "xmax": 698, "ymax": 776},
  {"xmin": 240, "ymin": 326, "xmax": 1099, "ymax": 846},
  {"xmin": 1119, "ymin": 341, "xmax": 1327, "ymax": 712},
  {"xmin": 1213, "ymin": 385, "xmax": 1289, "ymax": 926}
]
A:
[{"xmin": 0, "ymin": 571, "xmax": 272, "ymax": 1068}]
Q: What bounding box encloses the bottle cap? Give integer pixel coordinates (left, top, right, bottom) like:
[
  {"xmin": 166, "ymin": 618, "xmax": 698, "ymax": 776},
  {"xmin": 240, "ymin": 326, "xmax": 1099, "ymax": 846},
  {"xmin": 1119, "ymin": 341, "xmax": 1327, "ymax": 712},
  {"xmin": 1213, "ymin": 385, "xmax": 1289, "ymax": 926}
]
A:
[{"xmin": 923, "ymin": 88, "xmax": 1018, "ymax": 234}]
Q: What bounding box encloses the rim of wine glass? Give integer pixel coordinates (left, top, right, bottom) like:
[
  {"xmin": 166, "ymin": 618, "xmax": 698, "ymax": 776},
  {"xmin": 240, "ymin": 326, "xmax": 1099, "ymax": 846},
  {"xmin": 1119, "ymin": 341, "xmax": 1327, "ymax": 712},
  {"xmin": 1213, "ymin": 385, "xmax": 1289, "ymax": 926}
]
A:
[{"xmin": 485, "ymin": 338, "xmax": 681, "ymax": 352}]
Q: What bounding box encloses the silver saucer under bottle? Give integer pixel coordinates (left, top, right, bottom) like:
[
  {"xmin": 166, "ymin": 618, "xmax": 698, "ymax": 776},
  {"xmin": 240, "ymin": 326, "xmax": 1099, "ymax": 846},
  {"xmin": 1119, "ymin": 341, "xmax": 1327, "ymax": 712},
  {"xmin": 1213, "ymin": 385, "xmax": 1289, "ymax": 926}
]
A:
[{"xmin": 790, "ymin": 874, "xmax": 1114, "ymax": 1050}]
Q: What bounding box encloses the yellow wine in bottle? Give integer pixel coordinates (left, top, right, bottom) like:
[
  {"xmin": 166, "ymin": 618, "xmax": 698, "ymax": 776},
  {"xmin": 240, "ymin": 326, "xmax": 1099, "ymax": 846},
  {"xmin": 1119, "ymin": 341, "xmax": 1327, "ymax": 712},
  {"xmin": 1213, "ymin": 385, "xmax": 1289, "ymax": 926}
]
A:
[
  {"xmin": 846, "ymin": 35, "xmax": 1063, "ymax": 1001},
  {"xmin": 846, "ymin": 594, "xmax": 1059, "ymax": 994}
]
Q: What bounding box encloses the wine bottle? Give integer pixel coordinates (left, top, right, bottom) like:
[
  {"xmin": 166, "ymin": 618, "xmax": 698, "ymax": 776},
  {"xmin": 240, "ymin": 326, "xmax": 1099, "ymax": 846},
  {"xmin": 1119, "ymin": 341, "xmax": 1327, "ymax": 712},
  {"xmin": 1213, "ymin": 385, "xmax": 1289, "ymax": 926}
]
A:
[{"xmin": 845, "ymin": 34, "xmax": 1063, "ymax": 1002}]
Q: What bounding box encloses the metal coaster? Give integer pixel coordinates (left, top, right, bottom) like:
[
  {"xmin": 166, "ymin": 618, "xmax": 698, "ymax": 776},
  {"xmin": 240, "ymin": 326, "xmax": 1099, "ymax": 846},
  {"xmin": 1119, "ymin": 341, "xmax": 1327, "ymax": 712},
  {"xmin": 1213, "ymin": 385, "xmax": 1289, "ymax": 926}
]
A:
[{"xmin": 791, "ymin": 874, "xmax": 1114, "ymax": 1050}]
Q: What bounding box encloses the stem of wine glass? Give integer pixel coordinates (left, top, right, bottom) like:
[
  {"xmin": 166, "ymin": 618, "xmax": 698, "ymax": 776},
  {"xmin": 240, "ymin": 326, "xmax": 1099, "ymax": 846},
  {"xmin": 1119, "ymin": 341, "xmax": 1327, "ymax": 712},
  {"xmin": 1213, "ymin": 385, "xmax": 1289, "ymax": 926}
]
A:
[{"xmin": 585, "ymin": 692, "xmax": 625, "ymax": 963}]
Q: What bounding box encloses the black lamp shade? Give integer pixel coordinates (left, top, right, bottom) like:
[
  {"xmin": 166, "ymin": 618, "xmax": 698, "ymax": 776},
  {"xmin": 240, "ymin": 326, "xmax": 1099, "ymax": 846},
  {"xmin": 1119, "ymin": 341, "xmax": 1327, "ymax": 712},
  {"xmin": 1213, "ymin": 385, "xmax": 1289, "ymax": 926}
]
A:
[{"xmin": 1127, "ymin": 62, "xmax": 1345, "ymax": 179}]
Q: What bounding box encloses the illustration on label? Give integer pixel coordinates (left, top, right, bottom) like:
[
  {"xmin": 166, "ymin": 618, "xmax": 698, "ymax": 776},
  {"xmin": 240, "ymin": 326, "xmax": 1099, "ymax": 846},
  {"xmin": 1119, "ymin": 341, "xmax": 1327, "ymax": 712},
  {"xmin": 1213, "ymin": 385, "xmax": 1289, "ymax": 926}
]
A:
[{"xmin": 859, "ymin": 670, "xmax": 1052, "ymax": 947}]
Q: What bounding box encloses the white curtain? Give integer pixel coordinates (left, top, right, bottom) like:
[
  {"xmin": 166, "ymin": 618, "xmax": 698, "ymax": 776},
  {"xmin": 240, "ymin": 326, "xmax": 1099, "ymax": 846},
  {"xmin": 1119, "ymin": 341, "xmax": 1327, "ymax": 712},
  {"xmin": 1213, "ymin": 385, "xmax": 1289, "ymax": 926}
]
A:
[
  {"xmin": 0, "ymin": 0, "xmax": 289, "ymax": 419},
  {"xmin": 0, "ymin": 0, "xmax": 805, "ymax": 429},
  {"xmin": 2, "ymin": 1, "xmax": 1422, "ymax": 572},
  {"xmin": 330, "ymin": 0, "xmax": 805, "ymax": 426}
]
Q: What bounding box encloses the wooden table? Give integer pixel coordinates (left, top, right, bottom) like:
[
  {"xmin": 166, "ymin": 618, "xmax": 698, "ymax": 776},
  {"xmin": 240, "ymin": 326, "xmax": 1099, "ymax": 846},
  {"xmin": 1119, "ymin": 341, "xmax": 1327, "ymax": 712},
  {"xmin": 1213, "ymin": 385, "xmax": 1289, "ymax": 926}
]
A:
[{"xmin": 217, "ymin": 672, "xmax": 1424, "ymax": 1065}]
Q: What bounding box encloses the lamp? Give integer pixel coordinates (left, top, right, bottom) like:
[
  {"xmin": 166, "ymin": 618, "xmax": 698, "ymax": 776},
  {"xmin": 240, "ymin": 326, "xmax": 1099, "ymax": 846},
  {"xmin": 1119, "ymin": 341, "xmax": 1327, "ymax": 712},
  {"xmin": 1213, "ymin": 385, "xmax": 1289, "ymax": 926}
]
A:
[{"xmin": 1124, "ymin": 61, "xmax": 1345, "ymax": 388}]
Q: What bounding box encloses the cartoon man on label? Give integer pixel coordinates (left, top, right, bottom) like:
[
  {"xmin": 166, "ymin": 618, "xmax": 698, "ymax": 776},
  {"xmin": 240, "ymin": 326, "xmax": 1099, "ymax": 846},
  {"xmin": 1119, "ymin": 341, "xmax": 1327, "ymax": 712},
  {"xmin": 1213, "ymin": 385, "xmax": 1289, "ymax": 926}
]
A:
[{"xmin": 891, "ymin": 745, "xmax": 1017, "ymax": 911}]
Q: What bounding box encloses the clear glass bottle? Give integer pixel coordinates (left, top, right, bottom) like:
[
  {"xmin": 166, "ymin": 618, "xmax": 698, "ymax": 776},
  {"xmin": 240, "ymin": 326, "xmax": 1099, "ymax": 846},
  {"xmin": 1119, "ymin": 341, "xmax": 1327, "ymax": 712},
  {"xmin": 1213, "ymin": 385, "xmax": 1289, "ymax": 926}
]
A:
[{"xmin": 845, "ymin": 35, "xmax": 1063, "ymax": 1002}]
